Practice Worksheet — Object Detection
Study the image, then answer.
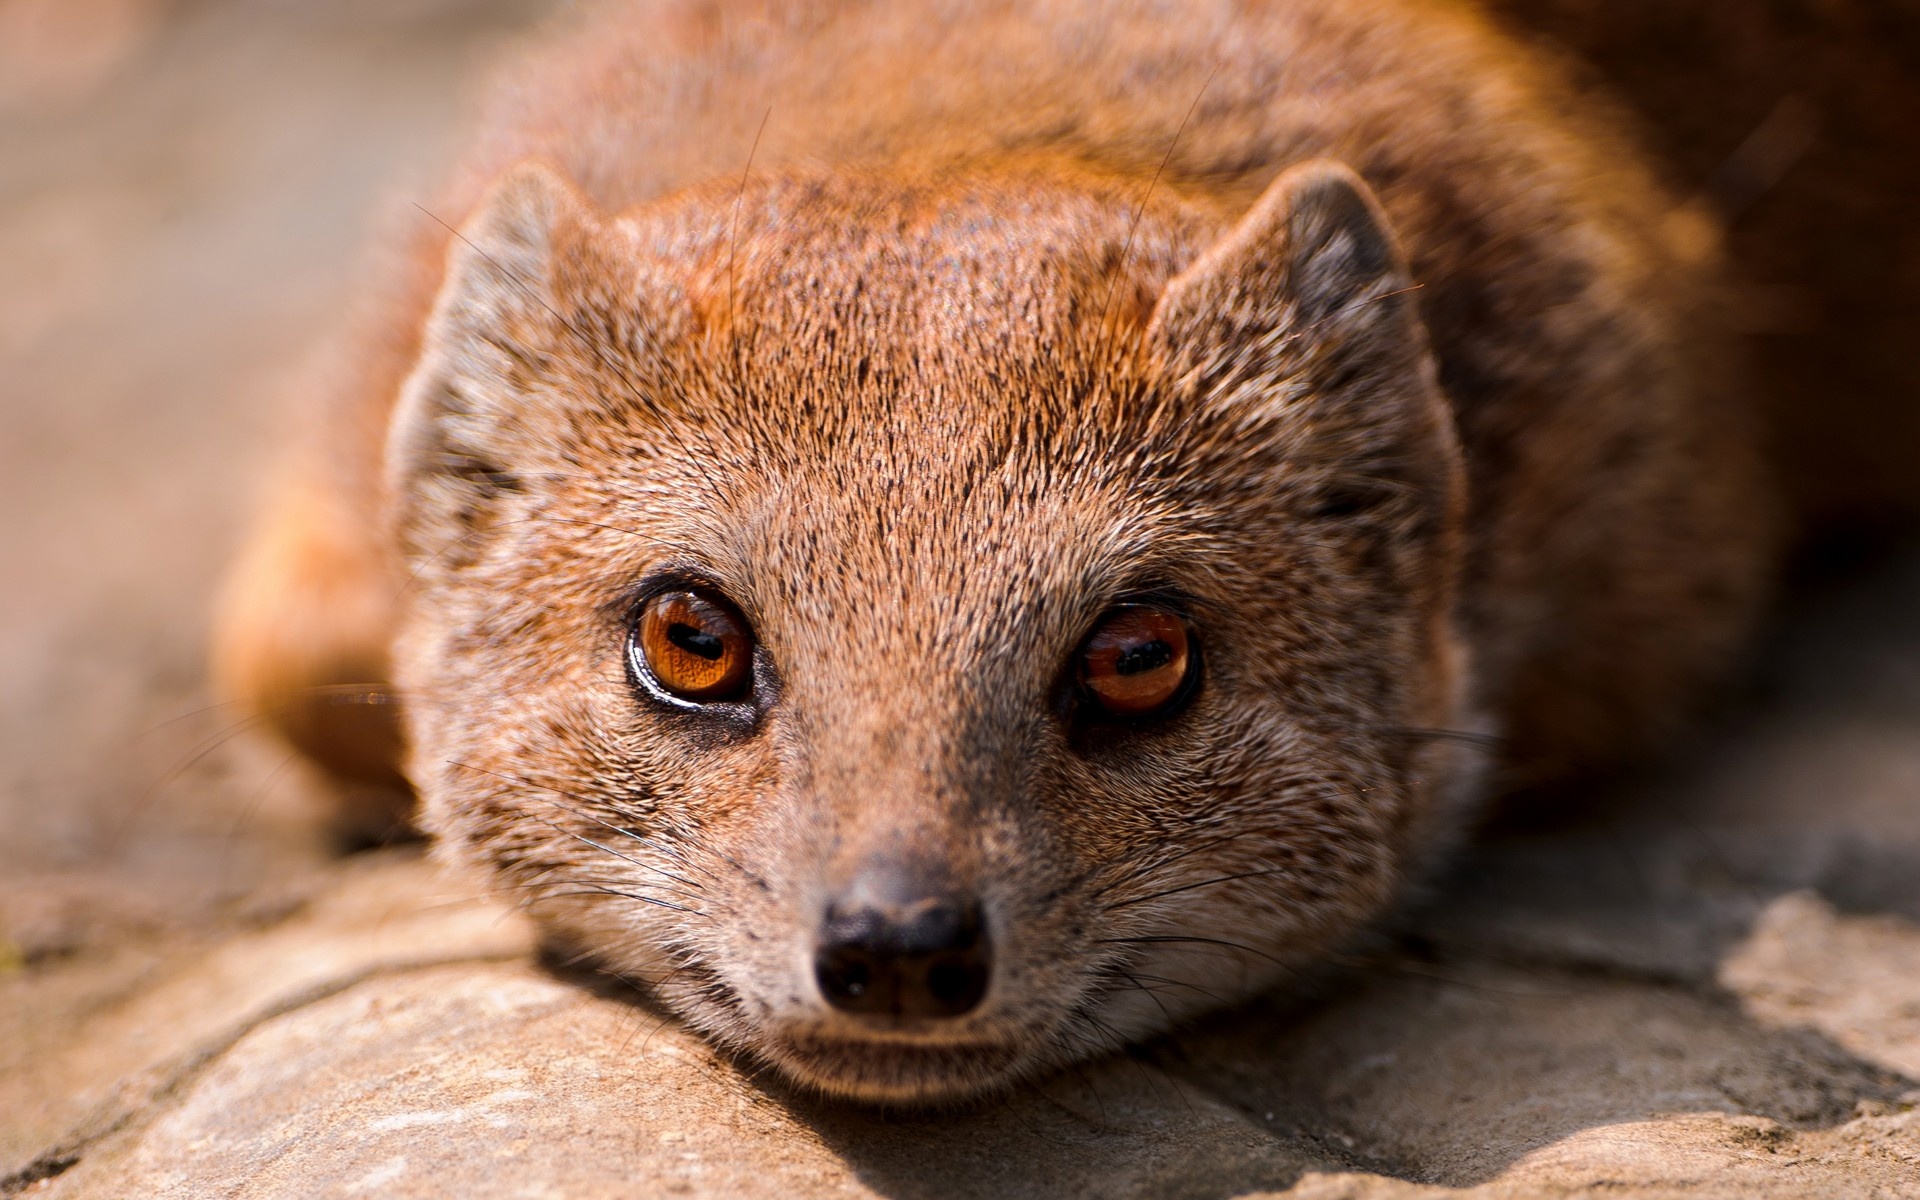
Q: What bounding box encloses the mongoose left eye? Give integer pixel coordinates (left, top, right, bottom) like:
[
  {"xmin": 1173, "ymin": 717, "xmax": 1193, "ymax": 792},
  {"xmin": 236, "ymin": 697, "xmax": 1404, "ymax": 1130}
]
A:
[
  {"xmin": 1075, "ymin": 607, "xmax": 1198, "ymax": 720},
  {"xmin": 631, "ymin": 589, "xmax": 755, "ymax": 705}
]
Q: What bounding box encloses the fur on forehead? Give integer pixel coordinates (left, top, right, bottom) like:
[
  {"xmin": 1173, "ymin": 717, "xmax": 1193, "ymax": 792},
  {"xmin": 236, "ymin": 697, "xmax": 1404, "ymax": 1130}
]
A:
[
  {"xmin": 599, "ymin": 164, "xmax": 1232, "ymax": 471},
  {"xmin": 389, "ymin": 156, "xmax": 1455, "ymax": 583}
]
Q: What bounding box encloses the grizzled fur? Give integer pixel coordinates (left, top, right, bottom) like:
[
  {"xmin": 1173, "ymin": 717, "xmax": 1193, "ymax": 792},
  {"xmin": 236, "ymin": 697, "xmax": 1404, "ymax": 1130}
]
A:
[{"xmin": 216, "ymin": 0, "xmax": 1775, "ymax": 1101}]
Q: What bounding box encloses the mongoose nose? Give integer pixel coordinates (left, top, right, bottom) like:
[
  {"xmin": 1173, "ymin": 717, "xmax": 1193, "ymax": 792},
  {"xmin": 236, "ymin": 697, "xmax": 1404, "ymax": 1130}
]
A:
[{"xmin": 813, "ymin": 879, "xmax": 990, "ymax": 1020}]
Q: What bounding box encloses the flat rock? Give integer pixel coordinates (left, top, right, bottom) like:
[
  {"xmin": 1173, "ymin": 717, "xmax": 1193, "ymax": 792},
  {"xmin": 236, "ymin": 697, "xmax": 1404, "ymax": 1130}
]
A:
[{"xmin": 9, "ymin": 854, "xmax": 1918, "ymax": 1198}]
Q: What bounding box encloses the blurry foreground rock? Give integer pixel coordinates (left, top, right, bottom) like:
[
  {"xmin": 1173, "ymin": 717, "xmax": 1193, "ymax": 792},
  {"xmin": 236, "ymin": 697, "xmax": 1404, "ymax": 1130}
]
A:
[{"xmin": 6, "ymin": 821, "xmax": 1920, "ymax": 1197}]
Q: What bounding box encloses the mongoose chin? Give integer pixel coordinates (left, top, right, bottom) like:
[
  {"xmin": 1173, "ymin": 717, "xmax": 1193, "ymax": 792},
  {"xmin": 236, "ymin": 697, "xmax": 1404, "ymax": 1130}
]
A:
[{"xmin": 215, "ymin": 0, "xmax": 1778, "ymax": 1102}]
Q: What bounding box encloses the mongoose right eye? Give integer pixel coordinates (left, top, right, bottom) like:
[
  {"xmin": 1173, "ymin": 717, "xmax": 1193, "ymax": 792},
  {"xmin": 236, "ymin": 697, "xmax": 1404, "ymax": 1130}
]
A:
[
  {"xmin": 1074, "ymin": 607, "xmax": 1198, "ymax": 720},
  {"xmin": 631, "ymin": 589, "xmax": 755, "ymax": 705}
]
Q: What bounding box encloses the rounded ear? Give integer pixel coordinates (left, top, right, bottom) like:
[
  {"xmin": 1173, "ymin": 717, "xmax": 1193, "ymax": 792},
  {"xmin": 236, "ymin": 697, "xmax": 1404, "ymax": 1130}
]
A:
[
  {"xmin": 1148, "ymin": 159, "xmax": 1423, "ymax": 383},
  {"xmin": 384, "ymin": 159, "xmax": 595, "ymax": 561},
  {"xmin": 1146, "ymin": 159, "xmax": 1461, "ymax": 519}
]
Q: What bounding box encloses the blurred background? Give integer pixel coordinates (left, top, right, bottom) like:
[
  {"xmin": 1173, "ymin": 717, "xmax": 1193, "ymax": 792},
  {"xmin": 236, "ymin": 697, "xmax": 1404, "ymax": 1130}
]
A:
[{"xmin": 0, "ymin": 0, "xmax": 561, "ymax": 971}]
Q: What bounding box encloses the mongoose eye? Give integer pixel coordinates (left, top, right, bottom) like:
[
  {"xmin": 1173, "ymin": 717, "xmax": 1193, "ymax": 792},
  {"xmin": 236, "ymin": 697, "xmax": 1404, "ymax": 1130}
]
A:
[
  {"xmin": 1075, "ymin": 607, "xmax": 1197, "ymax": 720},
  {"xmin": 631, "ymin": 589, "xmax": 754, "ymax": 704}
]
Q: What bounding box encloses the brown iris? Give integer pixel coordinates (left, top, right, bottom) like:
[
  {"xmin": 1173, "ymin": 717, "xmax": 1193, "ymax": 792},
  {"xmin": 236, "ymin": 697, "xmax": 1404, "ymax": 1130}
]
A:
[
  {"xmin": 1076, "ymin": 607, "xmax": 1195, "ymax": 719},
  {"xmin": 634, "ymin": 590, "xmax": 754, "ymax": 703}
]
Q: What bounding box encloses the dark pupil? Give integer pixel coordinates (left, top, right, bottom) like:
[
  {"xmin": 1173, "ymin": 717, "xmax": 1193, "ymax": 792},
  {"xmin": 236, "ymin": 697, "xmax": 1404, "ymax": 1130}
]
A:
[
  {"xmin": 1113, "ymin": 638, "xmax": 1173, "ymax": 677},
  {"xmin": 667, "ymin": 621, "xmax": 725, "ymax": 660}
]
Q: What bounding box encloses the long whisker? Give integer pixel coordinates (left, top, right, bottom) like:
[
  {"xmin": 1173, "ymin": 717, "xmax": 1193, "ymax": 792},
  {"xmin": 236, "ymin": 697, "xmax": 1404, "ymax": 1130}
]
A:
[
  {"xmin": 446, "ymin": 791, "xmax": 708, "ymax": 909},
  {"xmin": 445, "ymin": 759, "xmax": 712, "ymax": 888},
  {"xmin": 1102, "ymin": 863, "xmax": 1293, "ymax": 911},
  {"xmin": 496, "ymin": 844, "xmax": 705, "ymax": 902},
  {"xmin": 1110, "ymin": 970, "xmax": 1229, "ymax": 1007},
  {"xmin": 1111, "ymin": 967, "xmax": 1177, "ymax": 1026},
  {"xmin": 1098, "ymin": 64, "xmax": 1218, "ymax": 348},
  {"xmin": 1049, "ymin": 997, "xmax": 1198, "ymax": 1120},
  {"xmin": 1085, "ymin": 827, "xmax": 1248, "ymax": 900},
  {"xmin": 491, "ymin": 872, "xmax": 707, "ymax": 909},
  {"xmin": 539, "ymin": 887, "xmax": 707, "ymax": 917},
  {"xmin": 1095, "ymin": 933, "xmax": 1296, "ymax": 973},
  {"xmin": 1378, "ymin": 725, "xmax": 1510, "ymax": 756},
  {"xmin": 727, "ymin": 105, "xmax": 773, "ymax": 369},
  {"xmin": 108, "ymin": 710, "xmax": 274, "ymax": 852}
]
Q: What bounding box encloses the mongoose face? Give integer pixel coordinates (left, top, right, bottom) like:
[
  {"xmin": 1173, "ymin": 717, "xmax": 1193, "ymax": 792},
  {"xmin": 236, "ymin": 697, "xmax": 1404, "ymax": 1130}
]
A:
[{"xmin": 387, "ymin": 160, "xmax": 1471, "ymax": 1102}]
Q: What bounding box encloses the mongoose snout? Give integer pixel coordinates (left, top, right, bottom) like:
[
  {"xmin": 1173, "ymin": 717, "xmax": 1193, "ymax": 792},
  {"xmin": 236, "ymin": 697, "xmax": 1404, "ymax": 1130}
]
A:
[{"xmin": 814, "ymin": 869, "xmax": 992, "ymax": 1021}]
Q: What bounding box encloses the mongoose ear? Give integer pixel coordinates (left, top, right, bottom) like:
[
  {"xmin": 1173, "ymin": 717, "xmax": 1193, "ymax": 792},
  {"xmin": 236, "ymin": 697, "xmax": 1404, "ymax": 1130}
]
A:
[
  {"xmin": 444, "ymin": 158, "xmax": 585, "ymax": 314},
  {"xmin": 386, "ymin": 160, "xmax": 594, "ymax": 560},
  {"xmin": 1149, "ymin": 159, "xmax": 1426, "ymax": 390},
  {"xmin": 1147, "ymin": 160, "xmax": 1459, "ymax": 513}
]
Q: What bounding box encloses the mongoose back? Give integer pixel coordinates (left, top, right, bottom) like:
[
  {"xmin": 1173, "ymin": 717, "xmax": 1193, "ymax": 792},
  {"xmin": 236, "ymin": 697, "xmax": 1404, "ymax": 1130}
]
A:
[{"xmin": 216, "ymin": 0, "xmax": 1780, "ymax": 1101}]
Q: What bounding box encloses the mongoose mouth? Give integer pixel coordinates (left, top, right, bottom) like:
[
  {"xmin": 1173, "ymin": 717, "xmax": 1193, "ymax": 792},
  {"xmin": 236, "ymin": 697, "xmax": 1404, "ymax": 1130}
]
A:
[{"xmin": 761, "ymin": 1031, "xmax": 1034, "ymax": 1104}]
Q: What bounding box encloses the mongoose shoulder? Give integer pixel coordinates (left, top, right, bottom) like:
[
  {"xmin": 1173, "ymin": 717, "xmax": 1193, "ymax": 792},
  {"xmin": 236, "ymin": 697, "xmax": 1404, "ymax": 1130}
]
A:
[{"xmin": 216, "ymin": 0, "xmax": 1781, "ymax": 1101}]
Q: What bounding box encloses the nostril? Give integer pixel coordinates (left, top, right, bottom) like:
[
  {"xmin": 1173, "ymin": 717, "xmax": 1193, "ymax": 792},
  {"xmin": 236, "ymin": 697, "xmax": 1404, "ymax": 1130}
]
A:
[
  {"xmin": 923, "ymin": 954, "xmax": 988, "ymax": 1016},
  {"xmin": 814, "ymin": 896, "xmax": 991, "ymax": 1019},
  {"xmin": 814, "ymin": 945, "xmax": 880, "ymax": 1011}
]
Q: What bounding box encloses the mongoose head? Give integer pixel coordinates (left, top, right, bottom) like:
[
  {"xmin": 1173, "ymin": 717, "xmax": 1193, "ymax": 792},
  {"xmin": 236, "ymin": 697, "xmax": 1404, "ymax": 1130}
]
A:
[{"xmin": 387, "ymin": 156, "xmax": 1473, "ymax": 1103}]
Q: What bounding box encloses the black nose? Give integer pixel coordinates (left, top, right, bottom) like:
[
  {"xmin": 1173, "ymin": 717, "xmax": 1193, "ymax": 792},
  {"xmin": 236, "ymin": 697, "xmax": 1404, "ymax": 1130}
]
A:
[{"xmin": 814, "ymin": 877, "xmax": 990, "ymax": 1020}]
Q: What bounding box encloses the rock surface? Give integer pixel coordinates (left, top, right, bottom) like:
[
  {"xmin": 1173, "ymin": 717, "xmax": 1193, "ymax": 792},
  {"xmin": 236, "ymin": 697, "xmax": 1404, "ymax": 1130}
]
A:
[
  {"xmin": 2, "ymin": 2, "xmax": 1918, "ymax": 1197},
  {"xmin": 9, "ymin": 853, "xmax": 1920, "ymax": 1198}
]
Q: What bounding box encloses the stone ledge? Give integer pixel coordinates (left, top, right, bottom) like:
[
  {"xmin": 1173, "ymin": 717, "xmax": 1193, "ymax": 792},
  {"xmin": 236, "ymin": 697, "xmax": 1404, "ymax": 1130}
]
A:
[{"xmin": 12, "ymin": 857, "xmax": 1917, "ymax": 1198}]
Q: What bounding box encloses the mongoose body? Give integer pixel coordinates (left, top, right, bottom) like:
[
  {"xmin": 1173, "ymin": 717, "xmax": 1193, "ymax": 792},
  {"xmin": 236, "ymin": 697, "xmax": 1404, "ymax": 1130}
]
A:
[{"xmin": 217, "ymin": 0, "xmax": 1778, "ymax": 1101}]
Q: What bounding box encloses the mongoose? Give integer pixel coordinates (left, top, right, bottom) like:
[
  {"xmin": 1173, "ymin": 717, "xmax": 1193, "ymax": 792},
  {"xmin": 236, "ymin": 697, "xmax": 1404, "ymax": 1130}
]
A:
[{"xmin": 214, "ymin": 0, "xmax": 1797, "ymax": 1102}]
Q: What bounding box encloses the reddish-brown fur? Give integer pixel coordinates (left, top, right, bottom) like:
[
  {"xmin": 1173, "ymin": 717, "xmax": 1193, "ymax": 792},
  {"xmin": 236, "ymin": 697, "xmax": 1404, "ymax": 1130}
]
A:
[{"xmin": 215, "ymin": 0, "xmax": 1788, "ymax": 1100}]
